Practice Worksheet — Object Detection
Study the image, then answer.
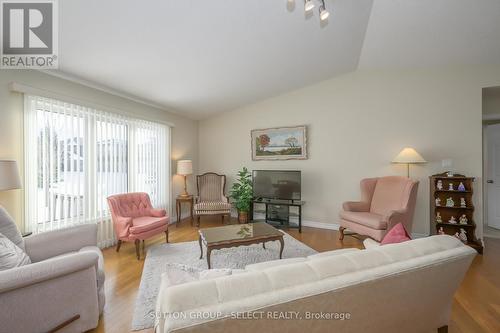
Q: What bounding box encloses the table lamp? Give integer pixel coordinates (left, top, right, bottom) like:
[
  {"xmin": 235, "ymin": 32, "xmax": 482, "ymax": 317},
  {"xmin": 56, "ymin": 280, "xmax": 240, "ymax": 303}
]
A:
[
  {"xmin": 0, "ymin": 160, "xmax": 22, "ymax": 192},
  {"xmin": 177, "ymin": 160, "xmax": 193, "ymax": 197},
  {"xmin": 392, "ymin": 148, "xmax": 426, "ymax": 178}
]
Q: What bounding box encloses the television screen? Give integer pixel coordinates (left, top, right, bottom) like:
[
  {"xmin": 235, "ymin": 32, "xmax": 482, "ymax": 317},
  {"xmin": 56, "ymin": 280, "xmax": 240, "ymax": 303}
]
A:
[{"xmin": 252, "ymin": 170, "xmax": 301, "ymax": 200}]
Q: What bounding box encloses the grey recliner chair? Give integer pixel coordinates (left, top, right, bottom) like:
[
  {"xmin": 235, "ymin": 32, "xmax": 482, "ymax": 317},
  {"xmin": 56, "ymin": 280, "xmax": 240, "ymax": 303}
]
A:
[{"xmin": 0, "ymin": 206, "xmax": 105, "ymax": 333}]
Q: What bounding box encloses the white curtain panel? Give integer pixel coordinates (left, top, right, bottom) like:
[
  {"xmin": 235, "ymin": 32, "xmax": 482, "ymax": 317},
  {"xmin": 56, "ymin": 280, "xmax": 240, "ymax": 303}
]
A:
[{"xmin": 24, "ymin": 95, "xmax": 170, "ymax": 248}]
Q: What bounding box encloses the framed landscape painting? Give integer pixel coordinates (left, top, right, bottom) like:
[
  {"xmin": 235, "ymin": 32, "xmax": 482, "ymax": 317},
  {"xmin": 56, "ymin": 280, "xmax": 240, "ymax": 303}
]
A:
[{"xmin": 251, "ymin": 126, "xmax": 307, "ymax": 161}]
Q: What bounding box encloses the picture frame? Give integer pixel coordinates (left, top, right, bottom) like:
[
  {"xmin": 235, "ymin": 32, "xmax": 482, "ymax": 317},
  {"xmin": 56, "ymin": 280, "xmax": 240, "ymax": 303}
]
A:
[{"xmin": 251, "ymin": 125, "xmax": 307, "ymax": 161}]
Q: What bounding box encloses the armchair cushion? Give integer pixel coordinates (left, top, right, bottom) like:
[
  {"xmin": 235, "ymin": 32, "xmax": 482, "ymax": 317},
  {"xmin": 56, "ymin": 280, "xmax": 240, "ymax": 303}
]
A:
[
  {"xmin": 194, "ymin": 201, "xmax": 231, "ymax": 212},
  {"xmin": 130, "ymin": 216, "xmax": 169, "ymax": 234},
  {"xmin": 339, "ymin": 211, "xmax": 386, "ymax": 230},
  {"xmin": 0, "ymin": 233, "xmax": 31, "ymax": 271}
]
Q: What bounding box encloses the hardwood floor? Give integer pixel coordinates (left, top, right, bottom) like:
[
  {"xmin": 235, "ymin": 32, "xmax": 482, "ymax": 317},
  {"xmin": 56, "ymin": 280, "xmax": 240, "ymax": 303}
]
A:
[{"xmin": 91, "ymin": 216, "xmax": 500, "ymax": 333}]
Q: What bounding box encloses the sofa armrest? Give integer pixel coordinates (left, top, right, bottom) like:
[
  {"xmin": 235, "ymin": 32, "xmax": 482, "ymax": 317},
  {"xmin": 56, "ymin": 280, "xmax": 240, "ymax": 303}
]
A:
[
  {"xmin": 0, "ymin": 251, "xmax": 99, "ymax": 293},
  {"xmin": 342, "ymin": 201, "xmax": 370, "ymax": 212},
  {"xmin": 150, "ymin": 208, "xmax": 167, "ymax": 217},
  {"xmin": 24, "ymin": 224, "xmax": 98, "ymax": 262}
]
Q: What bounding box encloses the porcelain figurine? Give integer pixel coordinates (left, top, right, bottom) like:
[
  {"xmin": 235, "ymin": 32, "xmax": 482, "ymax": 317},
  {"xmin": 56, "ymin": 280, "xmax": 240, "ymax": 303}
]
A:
[
  {"xmin": 447, "ymin": 171, "xmax": 454, "ymax": 177},
  {"xmin": 459, "ymin": 228, "xmax": 468, "ymax": 243},
  {"xmin": 446, "ymin": 197, "xmax": 454, "ymax": 207},
  {"xmin": 448, "ymin": 183, "xmax": 454, "ymax": 191},
  {"xmin": 459, "ymin": 214, "xmax": 468, "ymax": 225},
  {"xmin": 436, "ymin": 212, "xmax": 443, "ymax": 223},
  {"xmin": 438, "ymin": 227, "xmax": 445, "ymax": 235},
  {"xmin": 458, "ymin": 182, "xmax": 466, "ymax": 192},
  {"xmin": 436, "ymin": 198, "xmax": 441, "ymax": 206},
  {"xmin": 460, "ymin": 198, "xmax": 466, "ymax": 208},
  {"xmin": 448, "ymin": 216, "xmax": 457, "ymax": 224},
  {"xmin": 454, "ymin": 232, "xmax": 460, "ymax": 239},
  {"xmin": 437, "ymin": 180, "xmax": 443, "ymax": 190}
]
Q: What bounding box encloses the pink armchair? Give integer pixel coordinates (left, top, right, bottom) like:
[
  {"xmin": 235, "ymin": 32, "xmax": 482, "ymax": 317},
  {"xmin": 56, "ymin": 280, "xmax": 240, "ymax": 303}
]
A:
[
  {"xmin": 107, "ymin": 192, "xmax": 169, "ymax": 260},
  {"xmin": 339, "ymin": 176, "xmax": 419, "ymax": 242}
]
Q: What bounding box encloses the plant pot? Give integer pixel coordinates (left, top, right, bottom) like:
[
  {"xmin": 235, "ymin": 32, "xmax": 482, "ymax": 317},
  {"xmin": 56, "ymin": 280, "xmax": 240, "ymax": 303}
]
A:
[{"xmin": 238, "ymin": 211, "xmax": 249, "ymax": 224}]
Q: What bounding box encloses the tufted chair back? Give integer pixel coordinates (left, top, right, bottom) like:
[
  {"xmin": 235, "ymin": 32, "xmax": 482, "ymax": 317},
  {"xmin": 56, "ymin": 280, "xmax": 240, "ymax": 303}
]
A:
[{"xmin": 107, "ymin": 192, "xmax": 154, "ymax": 219}]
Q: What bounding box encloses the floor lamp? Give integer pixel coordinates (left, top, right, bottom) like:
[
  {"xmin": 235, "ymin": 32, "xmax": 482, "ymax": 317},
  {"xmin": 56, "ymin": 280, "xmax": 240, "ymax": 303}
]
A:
[{"xmin": 392, "ymin": 148, "xmax": 427, "ymax": 178}]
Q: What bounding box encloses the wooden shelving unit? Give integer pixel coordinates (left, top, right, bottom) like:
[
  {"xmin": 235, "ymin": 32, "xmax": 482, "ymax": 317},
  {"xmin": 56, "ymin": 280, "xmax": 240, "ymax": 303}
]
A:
[{"xmin": 430, "ymin": 172, "xmax": 483, "ymax": 254}]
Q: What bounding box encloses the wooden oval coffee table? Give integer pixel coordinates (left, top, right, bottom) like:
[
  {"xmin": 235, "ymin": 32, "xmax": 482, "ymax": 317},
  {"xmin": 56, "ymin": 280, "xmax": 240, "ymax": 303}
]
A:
[{"xmin": 198, "ymin": 222, "xmax": 285, "ymax": 269}]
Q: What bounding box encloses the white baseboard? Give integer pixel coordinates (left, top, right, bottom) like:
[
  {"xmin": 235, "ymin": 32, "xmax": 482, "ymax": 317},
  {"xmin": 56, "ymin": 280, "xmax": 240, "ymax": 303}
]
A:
[
  {"xmin": 173, "ymin": 213, "xmax": 427, "ymax": 239},
  {"xmin": 302, "ymin": 220, "xmax": 340, "ymax": 230},
  {"xmin": 302, "ymin": 220, "xmax": 428, "ymax": 240}
]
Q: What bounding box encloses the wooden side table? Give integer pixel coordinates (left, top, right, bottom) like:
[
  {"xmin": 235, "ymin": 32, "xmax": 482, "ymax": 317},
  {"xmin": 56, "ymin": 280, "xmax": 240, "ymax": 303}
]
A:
[{"xmin": 176, "ymin": 195, "xmax": 194, "ymax": 226}]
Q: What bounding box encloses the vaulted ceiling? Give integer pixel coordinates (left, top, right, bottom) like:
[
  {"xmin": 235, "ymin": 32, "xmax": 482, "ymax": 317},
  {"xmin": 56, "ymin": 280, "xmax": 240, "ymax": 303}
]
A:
[{"xmin": 55, "ymin": 0, "xmax": 500, "ymax": 119}]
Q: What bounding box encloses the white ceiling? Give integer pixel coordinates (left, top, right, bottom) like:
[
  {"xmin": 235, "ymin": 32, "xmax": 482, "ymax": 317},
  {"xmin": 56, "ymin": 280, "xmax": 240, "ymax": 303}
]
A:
[
  {"xmin": 55, "ymin": 0, "xmax": 500, "ymax": 119},
  {"xmin": 359, "ymin": 0, "xmax": 500, "ymax": 69}
]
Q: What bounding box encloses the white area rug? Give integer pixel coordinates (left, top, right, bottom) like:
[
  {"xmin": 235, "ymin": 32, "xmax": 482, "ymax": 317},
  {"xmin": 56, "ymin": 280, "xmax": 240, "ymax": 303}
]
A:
[{"xmin": 131, "ymin": 233, "xmax": 317, "ymax": 330}]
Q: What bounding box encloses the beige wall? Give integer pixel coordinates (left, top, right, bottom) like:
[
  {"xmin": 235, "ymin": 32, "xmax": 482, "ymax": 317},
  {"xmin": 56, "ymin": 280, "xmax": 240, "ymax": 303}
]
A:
[
  {"xmin": 199, "ymin": 66, "xmax": 500, "ymax": 238},
  {"xmin": 0, "ymin": 70, "xmax": 198, "ymax": 232}
]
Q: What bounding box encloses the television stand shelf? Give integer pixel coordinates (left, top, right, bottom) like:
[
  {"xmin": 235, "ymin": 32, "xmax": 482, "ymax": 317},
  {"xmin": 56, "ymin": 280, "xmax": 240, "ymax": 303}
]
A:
[{"xmin": 250, "ymin": 199, "xmax": 305, "ymax": 233}]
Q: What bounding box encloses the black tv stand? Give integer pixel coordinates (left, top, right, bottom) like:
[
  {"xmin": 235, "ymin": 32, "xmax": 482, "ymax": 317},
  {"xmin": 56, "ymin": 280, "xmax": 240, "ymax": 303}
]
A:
[{"xmin": 250, "ymin": 198, "xmax": 305, "ymax": 233}]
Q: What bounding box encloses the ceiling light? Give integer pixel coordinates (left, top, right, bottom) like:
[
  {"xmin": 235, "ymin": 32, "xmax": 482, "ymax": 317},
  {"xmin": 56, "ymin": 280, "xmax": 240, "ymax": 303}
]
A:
[
  {"xmin": 319, "ymin": 4, "xmax": 330, "ymax": 21},
  {"xmin": 304, "ymin": 0, "xmax": 315, "ymax": 12}
]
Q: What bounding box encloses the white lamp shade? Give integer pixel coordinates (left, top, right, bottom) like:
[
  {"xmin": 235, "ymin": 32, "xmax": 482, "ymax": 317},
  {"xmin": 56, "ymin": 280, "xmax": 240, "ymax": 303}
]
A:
[
  {"xmin": 0, "ymin": 160, "xmax": 22, "ymax": 191},
  {"xmin": 177, "ymin": 160, "xmax": 193, "ymax": 175},
  {"xmin": 392, "ymin": 148, "xmax": 427, "ymax": 164}
]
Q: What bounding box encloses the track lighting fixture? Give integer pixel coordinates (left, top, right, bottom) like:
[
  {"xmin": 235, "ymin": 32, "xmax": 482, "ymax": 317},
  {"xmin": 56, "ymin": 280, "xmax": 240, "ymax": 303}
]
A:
[
  {"xmin": 319, "ymin": 1, "xmax": 330, "ymax": 21},
  {"xmin": 304, "ymin": 0, "xmax": 315, "ymax": 12},
  {"xmin": 291, "ymin": 0, "xmax": 330, "ymax": 24}
]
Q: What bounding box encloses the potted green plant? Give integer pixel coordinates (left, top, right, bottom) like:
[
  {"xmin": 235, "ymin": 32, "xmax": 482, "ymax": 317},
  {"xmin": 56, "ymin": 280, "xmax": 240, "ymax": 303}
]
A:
[{"xmin": 230, "ymin": 167, "xmax": 253, "ymax": 224}]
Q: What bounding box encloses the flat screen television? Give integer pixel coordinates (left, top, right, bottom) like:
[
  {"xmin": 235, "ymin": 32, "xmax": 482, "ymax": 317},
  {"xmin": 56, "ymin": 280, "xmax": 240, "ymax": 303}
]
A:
[{"xmin": 252, "ymin": 170, "xmax": 301, "ymax": 201}]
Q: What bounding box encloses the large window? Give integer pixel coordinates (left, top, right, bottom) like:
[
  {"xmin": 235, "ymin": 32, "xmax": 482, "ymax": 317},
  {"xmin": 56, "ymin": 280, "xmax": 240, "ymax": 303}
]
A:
[{"xmin": 24, "ymin": 95, "xmax": 170, "ymax": 247}]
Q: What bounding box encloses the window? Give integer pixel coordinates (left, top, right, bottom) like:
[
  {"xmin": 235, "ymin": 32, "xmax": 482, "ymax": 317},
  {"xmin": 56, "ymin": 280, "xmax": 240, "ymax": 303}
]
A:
[{"xmin": 24, "ymin": 95, "xmax": 170, "ymax": 247}]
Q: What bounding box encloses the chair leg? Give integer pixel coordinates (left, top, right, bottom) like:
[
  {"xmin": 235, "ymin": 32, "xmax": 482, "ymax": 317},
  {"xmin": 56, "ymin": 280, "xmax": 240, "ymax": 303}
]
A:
[
  {"xmin": 438, "ymin": 325, "xmax": 448, "ymax": 333},
  {"xmin": 142, "ymin": 240, "xmax": 145, "ymax": 256},
  {"xmin": 339, "ymin": 226, "xmax": 346, "ymax": 241},
  {"xmin": 135, "ymin": 239, "xmax": 140, "ymax": 260},
  {"xmin": 197, "ymin": 215, "xmax": 201, "ymax": 227},
  {"xmin": 165, "ymin": 230, "xmax": 169, "ymax": 243},
  {"xmin": 116, "ymin": 240, "xmax": 122, "ymax": 252},
  {"xmin": 221, "ymin": 214, "xmax": 224, "ymax": 224}
]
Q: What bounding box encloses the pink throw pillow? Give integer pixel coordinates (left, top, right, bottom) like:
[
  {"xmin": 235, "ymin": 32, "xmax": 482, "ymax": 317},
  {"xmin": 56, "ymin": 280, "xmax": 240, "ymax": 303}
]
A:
[{"xmin": 380, "ymin": 223, "xmax": 411, "ymax": 245}]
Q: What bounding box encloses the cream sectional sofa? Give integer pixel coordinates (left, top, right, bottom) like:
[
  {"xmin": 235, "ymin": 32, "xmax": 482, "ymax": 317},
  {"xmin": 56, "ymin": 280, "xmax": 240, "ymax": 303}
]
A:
[{"xmin": 156, "ymin": 235, "xmax": 476, "ymax": 333}]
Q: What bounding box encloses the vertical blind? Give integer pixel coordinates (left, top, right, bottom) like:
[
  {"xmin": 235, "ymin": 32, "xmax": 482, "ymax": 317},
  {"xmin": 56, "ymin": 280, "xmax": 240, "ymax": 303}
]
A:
[{"xmin": 24, "ymin": 95, "xmax": 170, "ymax": 248}]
